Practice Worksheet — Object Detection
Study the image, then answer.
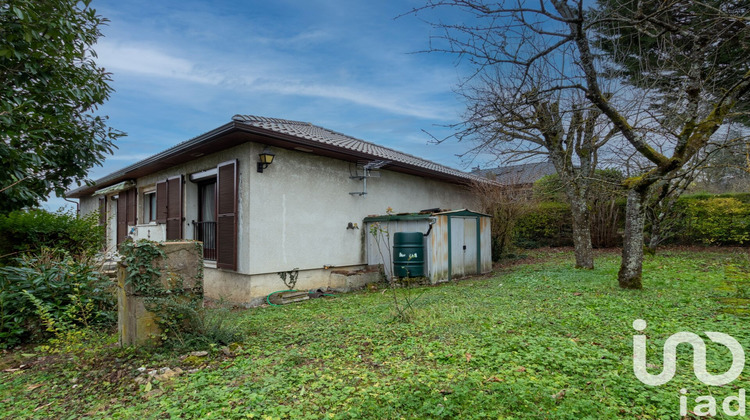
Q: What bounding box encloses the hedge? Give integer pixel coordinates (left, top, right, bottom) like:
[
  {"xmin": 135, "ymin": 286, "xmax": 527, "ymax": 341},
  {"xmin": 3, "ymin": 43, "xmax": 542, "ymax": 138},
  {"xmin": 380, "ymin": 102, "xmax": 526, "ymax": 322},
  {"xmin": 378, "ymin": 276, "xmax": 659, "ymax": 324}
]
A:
[
  {"xmin": 674, "ymin": 195, "xmax": 750, "ymax": 245},
  {"xmin": 0, "ymin": 209, "xmax": 103, "ymax": 263},
  {"xmin": 511, "ymin": 193, "xmax": 750, "ymax": 249}
]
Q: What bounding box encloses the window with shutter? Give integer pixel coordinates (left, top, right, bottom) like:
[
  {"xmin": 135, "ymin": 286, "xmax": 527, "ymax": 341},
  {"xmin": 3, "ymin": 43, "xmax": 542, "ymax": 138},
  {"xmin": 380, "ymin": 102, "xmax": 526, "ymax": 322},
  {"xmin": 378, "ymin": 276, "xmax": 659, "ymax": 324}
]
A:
[
  {"xmin": 216, "ymin": 160, "xmax": 238, "ymax": 270},
  {"xmin": 166, "ymin": 176, "xmax": 183, "ymax": 240}
]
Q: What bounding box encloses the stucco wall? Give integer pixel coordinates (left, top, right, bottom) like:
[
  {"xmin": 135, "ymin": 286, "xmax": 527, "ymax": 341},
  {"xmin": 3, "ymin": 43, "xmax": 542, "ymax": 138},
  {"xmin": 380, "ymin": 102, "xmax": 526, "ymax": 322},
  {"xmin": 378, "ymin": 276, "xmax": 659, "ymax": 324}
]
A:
[{"xmin": 246, "ymin": 143, "xmax": 476, "ymax": 275}]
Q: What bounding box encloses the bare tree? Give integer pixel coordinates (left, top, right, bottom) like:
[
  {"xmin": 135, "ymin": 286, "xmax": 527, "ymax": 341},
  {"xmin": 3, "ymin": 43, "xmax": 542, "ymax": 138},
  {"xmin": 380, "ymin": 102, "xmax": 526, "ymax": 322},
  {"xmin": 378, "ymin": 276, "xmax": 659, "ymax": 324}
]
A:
[
  {"xmin": 411, "ymin": 0, "xmax": 750, "ymax": 288},
  {"xmin": 472, "ymin": 174, "xmax": 538, "ymax": 260},
  {"xmin": 419, "ymin": 10, "xmax": 616, "ymax": 269},
  {"xmin": 691, "ymin": 129, "xmax": 750, "ymax": 193},
  {"xmin": 587, "ymin": 1, "xmax": 750, "ymax": 287}
]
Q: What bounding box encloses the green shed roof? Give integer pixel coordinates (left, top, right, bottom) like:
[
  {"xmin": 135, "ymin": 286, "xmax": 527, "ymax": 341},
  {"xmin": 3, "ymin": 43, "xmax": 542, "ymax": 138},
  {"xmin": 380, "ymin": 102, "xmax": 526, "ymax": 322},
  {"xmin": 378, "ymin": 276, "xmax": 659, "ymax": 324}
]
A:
[{"xmin": 363, "ymin": 209, "xmax": 490, "ymax": 222}]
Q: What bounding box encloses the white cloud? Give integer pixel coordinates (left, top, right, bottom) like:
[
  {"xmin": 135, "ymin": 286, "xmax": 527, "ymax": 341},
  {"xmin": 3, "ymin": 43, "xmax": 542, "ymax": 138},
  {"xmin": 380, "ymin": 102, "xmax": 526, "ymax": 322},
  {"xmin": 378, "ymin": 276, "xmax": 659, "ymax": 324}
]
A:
[
  {"xmin": 95, "ymin": 30, "xmax": 460, "ymax": 121},
  {"xmin": 250, "ymin": 80, "xmax": 455, "ymax": 120},
  {"xmin": 96, "ymin": 40, "xmax": 222, "ymax": 85}
]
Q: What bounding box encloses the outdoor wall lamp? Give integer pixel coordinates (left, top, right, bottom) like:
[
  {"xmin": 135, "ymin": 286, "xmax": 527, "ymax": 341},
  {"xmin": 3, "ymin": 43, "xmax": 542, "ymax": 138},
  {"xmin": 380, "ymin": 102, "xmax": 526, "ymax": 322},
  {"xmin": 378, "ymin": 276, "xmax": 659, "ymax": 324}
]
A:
[{"xmin": 257, "ymin": 147, "xmax": 275, "ymax": 173}]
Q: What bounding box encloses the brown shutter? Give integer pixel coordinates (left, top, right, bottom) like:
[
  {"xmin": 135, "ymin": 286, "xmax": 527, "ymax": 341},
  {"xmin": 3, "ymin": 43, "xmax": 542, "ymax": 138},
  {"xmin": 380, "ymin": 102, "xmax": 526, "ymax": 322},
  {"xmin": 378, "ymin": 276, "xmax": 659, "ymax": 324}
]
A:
[
  {"xmin": 166, "ymin": 176, "xmax": 183, "ymax": 240},
  {"xmin": 216, "ymin": 160, "xmax": 238, "ymax": 270},
  {"xmin": 116, "ymin": 193, "xmax": 128, "ymax": 245},
  {"xmin": 116, "ymin": 189, "xmax": 137, "ymax": 245},
  {"xmin": 127, "ymin": 189, "xmax": 137, "ymax": 226},
  {"xmin": 155, "ymin": 181, "xmax": 167, "ymax": 223}
]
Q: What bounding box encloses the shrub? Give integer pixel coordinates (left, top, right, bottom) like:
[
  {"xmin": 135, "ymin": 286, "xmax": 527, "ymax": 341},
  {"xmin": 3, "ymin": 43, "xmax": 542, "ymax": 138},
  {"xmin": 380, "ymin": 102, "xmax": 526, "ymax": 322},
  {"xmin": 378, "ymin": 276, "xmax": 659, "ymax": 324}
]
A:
[
  {"xmin": 678, "ymin": 196, "xmax": 750, "ymax": 245},
  {"xmin": 514, "ymin": 201, "xmax": 573, "ymax": 248},
  {"xmin": 0, "ymin": 209, "xmax": 103, "ymax": 263},
  {"xmin": 0, "ymin": 250, "xmax": 115, "ymax": 348},
  {"xmin": 529, "ymin": 170, "xmax": 625, "ymax": 249}
]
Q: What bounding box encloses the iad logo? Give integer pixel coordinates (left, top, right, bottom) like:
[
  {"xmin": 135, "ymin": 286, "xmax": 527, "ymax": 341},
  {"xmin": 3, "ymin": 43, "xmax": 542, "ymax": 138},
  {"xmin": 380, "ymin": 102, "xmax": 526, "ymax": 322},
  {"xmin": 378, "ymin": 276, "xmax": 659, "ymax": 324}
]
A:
[
  {"xmin": 632, "ymin": 319, "xmax": 747, "ymax": 417},
  {"xmin": 632, "ymin": 319, "xmax": 745, "ymax": 386}
]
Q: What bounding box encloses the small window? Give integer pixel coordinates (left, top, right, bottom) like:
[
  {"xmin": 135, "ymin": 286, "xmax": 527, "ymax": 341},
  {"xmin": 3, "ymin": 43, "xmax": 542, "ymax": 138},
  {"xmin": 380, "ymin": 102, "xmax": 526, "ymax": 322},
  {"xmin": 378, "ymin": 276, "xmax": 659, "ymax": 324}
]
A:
[{"xmin": 144, "ymin": 191, "xmax": 157, "ymax": 222}]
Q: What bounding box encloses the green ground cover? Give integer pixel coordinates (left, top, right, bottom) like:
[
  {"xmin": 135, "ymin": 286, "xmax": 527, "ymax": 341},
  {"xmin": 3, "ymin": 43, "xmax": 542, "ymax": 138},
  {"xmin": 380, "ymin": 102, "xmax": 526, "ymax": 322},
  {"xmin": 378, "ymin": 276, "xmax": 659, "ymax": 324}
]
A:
[{"xmin": 1, "ymin": 248, "xmax": 748, "ymax": 419}]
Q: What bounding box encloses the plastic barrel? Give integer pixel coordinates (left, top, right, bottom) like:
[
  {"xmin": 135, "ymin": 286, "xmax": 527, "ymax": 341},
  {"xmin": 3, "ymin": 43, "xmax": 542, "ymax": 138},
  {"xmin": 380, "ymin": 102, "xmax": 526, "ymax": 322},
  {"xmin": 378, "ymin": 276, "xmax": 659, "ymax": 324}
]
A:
[{"xmin": 393, "ymin": 232, "xmax": 424, "ymax": 277}]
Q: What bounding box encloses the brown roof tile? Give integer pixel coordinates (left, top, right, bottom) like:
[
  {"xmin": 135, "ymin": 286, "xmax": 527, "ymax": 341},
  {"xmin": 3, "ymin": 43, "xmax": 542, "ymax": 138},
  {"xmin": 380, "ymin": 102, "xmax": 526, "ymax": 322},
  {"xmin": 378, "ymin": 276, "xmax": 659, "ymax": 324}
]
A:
[{"xmin": 232, "ymin": 115, "xmax": 479, "ymax": 181}]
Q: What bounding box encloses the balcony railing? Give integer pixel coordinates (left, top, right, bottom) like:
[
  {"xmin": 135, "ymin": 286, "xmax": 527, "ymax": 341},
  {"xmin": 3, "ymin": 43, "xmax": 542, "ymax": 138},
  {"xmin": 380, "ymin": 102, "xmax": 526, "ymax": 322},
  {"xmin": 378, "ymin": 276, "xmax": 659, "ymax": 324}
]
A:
[{"xmin": 193, "ymin": 221, "xmax": 217, "ymax": 261}]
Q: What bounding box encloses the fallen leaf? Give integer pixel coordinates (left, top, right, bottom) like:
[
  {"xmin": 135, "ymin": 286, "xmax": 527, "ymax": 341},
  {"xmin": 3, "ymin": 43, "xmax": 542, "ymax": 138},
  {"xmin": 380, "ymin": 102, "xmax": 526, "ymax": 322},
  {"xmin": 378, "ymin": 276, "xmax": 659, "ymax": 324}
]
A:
[
  {"xmin": 486, "ymin": 376, "xmax": 503, "ymax": 383},
  {"xmin": 552, "ymin": 389, "xmax": 566, "ymax": 401},
  {"xmin": 516, "ymin": 366, "xmax": 526, "ymax": 373},
  {"xmin": 26, "ymin": 384, "xmax": 43, "ymax": 391},
  {"xmin": 465, "ymin": 353, "xmax": 472, "ymax": 363},
  {"xmin": 33, "ymin": 403, "xmax": 52, "ymax": 412}
]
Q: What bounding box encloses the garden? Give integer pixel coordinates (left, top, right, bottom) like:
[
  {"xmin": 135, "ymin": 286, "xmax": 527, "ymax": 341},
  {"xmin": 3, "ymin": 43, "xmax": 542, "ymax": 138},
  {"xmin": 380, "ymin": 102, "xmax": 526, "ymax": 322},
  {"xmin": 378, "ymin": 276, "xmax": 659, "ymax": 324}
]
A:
[{"xmin": 2, "ymin": 242, "xmax": 748, "ymax": 419}]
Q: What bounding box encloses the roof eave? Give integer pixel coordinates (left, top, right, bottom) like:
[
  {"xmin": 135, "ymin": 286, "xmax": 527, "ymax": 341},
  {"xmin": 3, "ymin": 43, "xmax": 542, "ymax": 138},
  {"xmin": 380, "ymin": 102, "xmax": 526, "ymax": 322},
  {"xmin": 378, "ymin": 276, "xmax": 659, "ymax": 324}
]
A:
[{"xmin": 66, "ymin": 122, "xmax": 238, "ymax": 198}]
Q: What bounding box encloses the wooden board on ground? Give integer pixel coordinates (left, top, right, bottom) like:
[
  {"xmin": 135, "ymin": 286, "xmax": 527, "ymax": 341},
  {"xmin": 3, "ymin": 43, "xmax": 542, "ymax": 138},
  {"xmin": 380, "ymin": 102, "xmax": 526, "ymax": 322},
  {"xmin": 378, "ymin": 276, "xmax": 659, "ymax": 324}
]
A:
[{"xmin": 268, "ymin": 291, "xmax": 309, "ymax": 305}]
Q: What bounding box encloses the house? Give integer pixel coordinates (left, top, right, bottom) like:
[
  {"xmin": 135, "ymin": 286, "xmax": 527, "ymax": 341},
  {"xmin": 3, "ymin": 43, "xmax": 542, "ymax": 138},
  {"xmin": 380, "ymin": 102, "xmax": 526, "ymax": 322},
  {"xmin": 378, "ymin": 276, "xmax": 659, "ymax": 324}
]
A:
[
  {"xmin": 471, "ymin": 161, "xmax": 556, "ymax": 188},
  {"xmin": 67, "ymin": 115, "xmax": 491, "ymax": 306}
]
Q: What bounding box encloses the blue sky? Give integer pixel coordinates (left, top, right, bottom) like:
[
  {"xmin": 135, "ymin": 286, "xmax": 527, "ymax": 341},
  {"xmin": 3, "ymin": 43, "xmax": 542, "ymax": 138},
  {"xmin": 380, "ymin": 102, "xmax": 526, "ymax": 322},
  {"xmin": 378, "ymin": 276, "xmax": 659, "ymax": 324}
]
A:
[{"xmin": 49, "ymin": 0, "xmax": 485, "ymax": 210}]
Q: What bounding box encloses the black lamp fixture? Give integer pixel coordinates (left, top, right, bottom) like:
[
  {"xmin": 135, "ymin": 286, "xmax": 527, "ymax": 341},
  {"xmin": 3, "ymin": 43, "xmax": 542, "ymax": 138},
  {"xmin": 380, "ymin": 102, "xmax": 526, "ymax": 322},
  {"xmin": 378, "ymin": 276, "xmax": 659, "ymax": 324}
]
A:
[{"xmin": 257, "ymin": 147, "xmax": 275, "ymax": 173}]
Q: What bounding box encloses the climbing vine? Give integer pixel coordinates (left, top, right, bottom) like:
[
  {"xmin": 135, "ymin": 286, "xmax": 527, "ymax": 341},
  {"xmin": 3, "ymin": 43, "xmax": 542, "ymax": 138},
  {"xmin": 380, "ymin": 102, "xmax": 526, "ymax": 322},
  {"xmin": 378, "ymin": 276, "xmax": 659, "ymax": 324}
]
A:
[
  {"xmin": 120, "ymin": 239, "xmax": 165, "ymax": 296},
  {"xmin": 118, "ymin": 240, "xmax": 234, "ymax": 349},
  {"xmin": 277, "ymin": 268, "xmax": 299, "ymax": 289}
]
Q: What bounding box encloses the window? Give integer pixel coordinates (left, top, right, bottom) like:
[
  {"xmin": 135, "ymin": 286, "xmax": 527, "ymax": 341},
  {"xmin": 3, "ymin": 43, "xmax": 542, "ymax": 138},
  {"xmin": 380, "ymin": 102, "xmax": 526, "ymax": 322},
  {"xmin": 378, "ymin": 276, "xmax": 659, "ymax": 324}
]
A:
[
  {"xmin": 143, "ymin": 191, "xmax": 157, "ymax": 222},
  {"xmin": 195, "ymin": 181, "xmax": 217, "ymax": 261},
  {"xmin": 187, "ymin": 160, "xmax": 237, "ymax": 269}
]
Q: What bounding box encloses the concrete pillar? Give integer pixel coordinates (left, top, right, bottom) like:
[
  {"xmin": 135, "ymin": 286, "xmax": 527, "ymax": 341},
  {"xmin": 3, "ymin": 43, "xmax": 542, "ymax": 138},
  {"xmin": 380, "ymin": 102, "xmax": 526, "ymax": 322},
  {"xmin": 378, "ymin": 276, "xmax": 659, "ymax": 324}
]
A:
[{"xmin": 118, "ymin": 241, "xmax": 203, "ymax": 346}]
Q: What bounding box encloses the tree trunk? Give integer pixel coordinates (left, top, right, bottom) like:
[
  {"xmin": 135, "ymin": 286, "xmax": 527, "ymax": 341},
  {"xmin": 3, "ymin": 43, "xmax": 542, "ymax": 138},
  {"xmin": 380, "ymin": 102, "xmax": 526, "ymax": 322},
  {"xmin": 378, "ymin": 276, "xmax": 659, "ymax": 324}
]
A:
[
  {"xmin": 647, "ymin": 214, "xmax": 661, "ymax": 253},
  {"xmin": 568, "ymin": 193, "xmax": 594, "ymax": 269},
  {"xmin": 618, "ymin": 188, "xmax": 648, "ymax": 289}
]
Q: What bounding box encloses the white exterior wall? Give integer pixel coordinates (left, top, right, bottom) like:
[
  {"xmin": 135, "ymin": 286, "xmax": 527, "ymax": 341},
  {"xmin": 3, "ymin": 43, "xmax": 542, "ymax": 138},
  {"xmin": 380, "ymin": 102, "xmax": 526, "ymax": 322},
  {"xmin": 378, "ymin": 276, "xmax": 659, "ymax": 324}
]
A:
[
  {"xmin": 79, "ymin": 141, "xmax": 478, "ymax": 305},
  {"xmin": 79, "ymin": 193, "xmax": 119, "ymax": 255}
]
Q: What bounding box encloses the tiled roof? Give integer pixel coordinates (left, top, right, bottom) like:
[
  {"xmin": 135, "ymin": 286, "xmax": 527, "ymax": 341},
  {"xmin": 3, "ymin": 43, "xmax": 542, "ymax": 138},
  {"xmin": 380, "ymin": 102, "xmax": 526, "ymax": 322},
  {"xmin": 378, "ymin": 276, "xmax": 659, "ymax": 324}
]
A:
[
  {"xmin": 231, "ymin": 115, "xmax": 480, "ymax": 182},
  {"xmin": 471, "ymin": 161, "xmax": 556, "ymax": 185}
]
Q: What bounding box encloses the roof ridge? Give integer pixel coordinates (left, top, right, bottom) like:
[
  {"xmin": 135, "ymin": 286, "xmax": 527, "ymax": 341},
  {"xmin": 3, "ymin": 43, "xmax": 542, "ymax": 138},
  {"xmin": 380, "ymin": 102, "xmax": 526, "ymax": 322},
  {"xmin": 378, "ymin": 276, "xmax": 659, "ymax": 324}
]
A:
[{"xmin": 232, "ymin": 114, "xmax": 311, "ymax": 126}]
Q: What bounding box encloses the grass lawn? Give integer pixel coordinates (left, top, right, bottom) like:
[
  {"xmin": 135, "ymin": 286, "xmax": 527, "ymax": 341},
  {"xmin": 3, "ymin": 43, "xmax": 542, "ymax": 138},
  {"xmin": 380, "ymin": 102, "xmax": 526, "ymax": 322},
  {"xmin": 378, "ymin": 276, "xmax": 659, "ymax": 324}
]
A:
[{"xmin": 1, "ymin": 248, "xmax": 749, "ymax": 419}]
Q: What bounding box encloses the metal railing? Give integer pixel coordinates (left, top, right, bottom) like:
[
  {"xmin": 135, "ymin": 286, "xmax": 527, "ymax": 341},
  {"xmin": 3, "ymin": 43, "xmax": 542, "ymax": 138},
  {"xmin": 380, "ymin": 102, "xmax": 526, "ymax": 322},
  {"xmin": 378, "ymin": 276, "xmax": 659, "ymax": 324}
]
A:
[{"xmin": 193, "ymin": 221, "xmax": 217, "ymax": 261}]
